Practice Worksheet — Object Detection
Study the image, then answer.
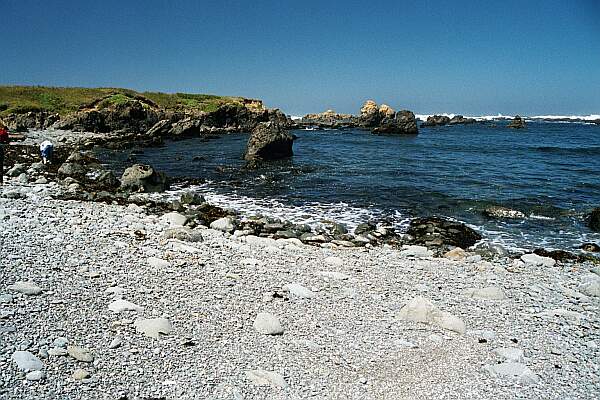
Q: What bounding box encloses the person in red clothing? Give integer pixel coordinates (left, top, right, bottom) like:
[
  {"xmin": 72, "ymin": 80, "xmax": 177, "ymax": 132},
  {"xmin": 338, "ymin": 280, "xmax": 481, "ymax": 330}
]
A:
[{"xmin": 0, "ymin": 119, "xmax": 9, "ymax": 185}]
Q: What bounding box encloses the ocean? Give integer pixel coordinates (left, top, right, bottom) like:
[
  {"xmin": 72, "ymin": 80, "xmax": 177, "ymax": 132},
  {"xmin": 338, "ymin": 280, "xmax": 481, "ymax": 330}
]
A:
[{"xmin": 98, "ymin": 120, "xmax": 600, "ymax": 252}]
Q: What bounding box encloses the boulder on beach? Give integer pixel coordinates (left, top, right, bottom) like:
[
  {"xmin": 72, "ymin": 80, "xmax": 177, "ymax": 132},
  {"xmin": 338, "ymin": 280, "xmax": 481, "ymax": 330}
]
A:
[
  {"xmin": 120, "ymin": 164, "xmax": 169, "ymax": 193},
  {"xmin": 244, "ymin": 122, "xmax": 294, "ymax": 161},
  {"xmin": 507, "ymin": 115, "xmax": 526, "ymax": 129},
  {"xmin": 58, "ymin": 150, "xmax": 119, "ymax": 191},
  {"xmin": 406, "ymin": 217, "xmax": 482, "ymax": 250}
]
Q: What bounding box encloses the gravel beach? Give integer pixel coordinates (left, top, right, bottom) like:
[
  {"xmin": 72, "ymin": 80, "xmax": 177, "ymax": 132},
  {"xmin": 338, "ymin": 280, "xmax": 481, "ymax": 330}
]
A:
[{"xmin": 1, "ymin": 178, "xmax": 599, "ymax": 400}]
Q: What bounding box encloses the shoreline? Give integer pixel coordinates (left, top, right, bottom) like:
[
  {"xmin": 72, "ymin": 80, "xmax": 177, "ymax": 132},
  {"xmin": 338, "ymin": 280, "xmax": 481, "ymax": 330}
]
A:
[{"xmin": 1, "ymin": 178, "xmax": 599, "ymax": 399}]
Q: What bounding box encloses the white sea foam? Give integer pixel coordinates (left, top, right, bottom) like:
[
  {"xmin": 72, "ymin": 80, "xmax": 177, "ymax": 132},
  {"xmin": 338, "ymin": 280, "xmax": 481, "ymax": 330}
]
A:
[{"xmin": 416, "ymin": 113, "xmax": 599, "ymax": 122}]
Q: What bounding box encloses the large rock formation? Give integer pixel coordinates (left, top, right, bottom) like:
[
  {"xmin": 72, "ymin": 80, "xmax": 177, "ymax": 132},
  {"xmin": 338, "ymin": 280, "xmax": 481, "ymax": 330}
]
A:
[
  {"xmin": 448, "ymin": 115, "xmax": 476, "ymax": 125},
  {"xmin": 372, "ymin": 110, "xmax": 419, "ymax": 134},
  {"xmin": 2, "ymin": 111, "xmax": 60, "ymax": 132},
  {"xmin": 507, "ymin": 115, "xmax": 526, "ymax": 129},
  {"xmin": 422, "ymin": 115, "xmax": 451, "ymax": 127},
  {"xmin": 300, "ymin": 110, "xmax": 357, "ymax": 129},
  {"xmin": 244, "ymin": 122, "xmax": 294, "ymax": 161},
  {"xmin": 120, "ymin": 164, "xmax": 169, "ymax": 193},
  {"xmin": 358, "ymin": 100, "xmax": 418, "ymax": 134}
]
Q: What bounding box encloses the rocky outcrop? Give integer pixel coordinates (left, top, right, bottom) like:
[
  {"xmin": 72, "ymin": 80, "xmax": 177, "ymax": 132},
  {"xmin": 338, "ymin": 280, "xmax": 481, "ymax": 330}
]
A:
[
  {"xmin": 589, "ymin": 208, "xmax": 600, "ymax": 232},
  {"xmin": 54, "ymin": 100, "xmax": 160, "ymax": 134},
  {"xmin": 244, "ymin": 122, "xmax": 294, "ymax": 161},
  {"xmin": 57, "ymin": 150, "xmax": 119, "ymax": 191},
  {"xmin": 507, "ymin": 116, "xmax": 526, "ymax": 129},
  {"xmin": 422, "ymin": 115, "xmax": 451, "ymax": 127},
  {"xmin": 3, "ymin": 111, "xmax": 60, "ymax": 132},
  {"xmin": 372, "ymin": 110, "xmax": 419, "ymax": 134},
  {"xmin": 120, "ymin": 164, "xmax": 169, "ymax": 193},
  {"xmin": 448, "ymin": 115, "xmax": 476, "ymax": 125},
  {"xmin": 300, "ymin": 110, "xmax": 357, "ymax": 129},
  {"xmin": 406, "ymin": 217, "xmax": 482, "ymax": 250},
  {"xmin": 357, "ymin": 100, "xmax": 418, "ymax": 134}
]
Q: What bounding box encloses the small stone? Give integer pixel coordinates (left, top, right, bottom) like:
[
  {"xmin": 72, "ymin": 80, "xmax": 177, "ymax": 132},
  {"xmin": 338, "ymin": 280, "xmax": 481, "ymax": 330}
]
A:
[
  {"xmin": 7, "ymin": 281, "xmax": 43, "ymax": 296},
  {"xmin": 147, "ymin": 257, "xmax": 170, "ymax": 268},
  {"xmin": 108, "ymin": 299, "xmax": 144, "ymax": 313},
  {"xmin": 398, "ymin": 296, "xmax": 466, "ymax": 334},
  {"xmin": 12, "ymin": 351, "xmax": 44, "ymax": 371},
  {"xmin": 464, "ymin": 286, "xmax": 507, "ymax": 300},
  {"xmin": 53, "ymin": 337, "xmax": 69, "ymax": 348},
  {"xmin": 521, "ymin": 253, "xmax": 555, "ymax": 267},
  {"xmin": 253, "ymin": 312, "xmax": 284, "ymax": 335},
  {"xmin": 67, "ymin": 346, "xmax": 94, "ymax": 362},
  {"xmin": 245, "ymin": 369, "xmax": 288, "ymax": 388},
  {"xmin": 161, "ymin": 212, "xmax": 187, "ymax": 227},
  {"xmin": 109, "ymin": 337, "xmax": 123, "ymax": 349},
  {"xmin": 483, "ymin": 362, "xmax": 539, "ymax": 384},
  {"xmin": 210, "ymin": 217, "xmax": 236, "ymax": 233},
  {"xmin": 324, "ymin": 256, "xmax": 343, "ymax": 267},
  {"xmin": 318, "ymin": 271, "xmax": 350, "ymax": 280},
  {"xmin": 282, "ymin": 283, "xmax": 315, "ymax": 299},
  {"xmin": 578, "ymin": 274, "xmax": 600, "ymax": 297},
  {"xmin": 134, "ymin": 318, "xmax": 173, "ymax": 339},
  {"xmin": 72, "ymin": 368, "xmax": 90, "ymax": 380},
  {"xmin": 493, "ymin": 347, "xmax": 525, "ymax": 362},
  {"xmin": 444, "ymin": 247, "xmax": 467, "ymax": 260},
  {"xmin": 400, "ymin": 245, "xmax": 433, "ymax": 258},
  {"xmin": 0, "ymin": 294, "xmax": 13, "ymax": 303},
  {"xmin": 48, "ymin": 348, "xmax": 68, "ymax": 357},
  {"xmin": 25, "ymin": 371, "xmax": 45, "ymax": 381}
]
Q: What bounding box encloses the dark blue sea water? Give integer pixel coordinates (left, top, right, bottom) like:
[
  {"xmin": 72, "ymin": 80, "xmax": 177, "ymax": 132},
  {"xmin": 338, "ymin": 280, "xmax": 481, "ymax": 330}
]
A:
[{"xmin": 99, "ymin": 120, "xmax": 600, "ymax": 252}]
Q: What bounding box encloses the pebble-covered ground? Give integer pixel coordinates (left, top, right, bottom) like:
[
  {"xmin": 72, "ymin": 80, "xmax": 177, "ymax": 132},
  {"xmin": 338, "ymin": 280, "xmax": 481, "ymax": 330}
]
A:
[{"xmin": 1, "ymin": 179, "xmax": 599, "ymax": 400}]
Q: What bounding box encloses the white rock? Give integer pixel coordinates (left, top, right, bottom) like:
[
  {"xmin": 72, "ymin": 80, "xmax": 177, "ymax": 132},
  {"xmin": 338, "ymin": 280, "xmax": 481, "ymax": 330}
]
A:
[
  {"xmin": 108, "ymin": 299, "xmax": 144, "ymax": 313},
  {"xmin": 26, "ymin": 370, "xmax": 46, "ymax": 381},
  {"xmin": 245, "ymin": 370, "xmax": 288, "ymax": 388},
  {"xmin": 283, "ymin": 283, "xmax": 315, "ymax": 299},
  {"xmin": 210, "ymin": 217, "xmax": 236, "ymax": 233},
  {"xmin": 400, "ymin": 245, "xmax": 433, "ymax": 258},
  {"xmin": 464, "ymin": 286, "xmax": 507, "ymax": 300},
  {"xmin": 578, "ymin": 274, "xmax": 600, "ymax": 297},
  {"xmin": 539, "ymin": 308, "xmax": 584, "ymax": 321},
  {"xmin": 109, "ymin": 337, "xmax": 123, "ymax": 349},
  {"xmin": 324, "ymin": 256, "xmax": 343, "ymax": 267},
  {"xmin": 7, "ymin": 281, "xmax": 43, "ymax": 295},
  {"xmin": 72, "ymin": 368, "xmax": 91, "ymax": 380},
  {"xmin": 134, "ymin": 318, "xmax": 173, "ymax": 339},
  {"xmin": 147, "ymin": 256, "xmax": 170, "ymax": 268},
  {"xmin": 48, "ymin": 348, "xmax": 68, "ymax": 357},
  {"xmin": 398, "ymin": 296, "xmax": 466, "ymax": 334},
  {"xmin": 521, "ymin": 253, "xmax": 555, "ymax": 267},
  {"xmin": 242, "ymin": 235, "xmax": 278, "ymax": 248},
  {"xmin": 67, "ymin": 346, "xmax": 94, "ymax": 362},
  {"xmin": 161, "ymin": 212, "xmax": 187, "ymax": 227},
  {"xmin": 493, "ymin": 347, "xmax": 525, "ymax": 362},
  {"xmin": 483, "ymin": 362, "xmax": 539, "ymax": 384},
  {"xmin": 12, "ymin": 351, "xmax": 44, "ymax": 371},
  {"xmin": 253, "ymin": 312, "xmax": 284, "ymax": 335},
  {"xmin": 318, "ymin": 271, "xmax": 350, "ymax": 280}
]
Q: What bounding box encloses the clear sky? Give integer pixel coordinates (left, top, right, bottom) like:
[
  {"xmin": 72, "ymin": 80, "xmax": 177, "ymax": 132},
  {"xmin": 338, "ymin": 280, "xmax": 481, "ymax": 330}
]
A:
[{"xmin": 1, "ymin": 0, "xmax": 599, "ymax": 116}]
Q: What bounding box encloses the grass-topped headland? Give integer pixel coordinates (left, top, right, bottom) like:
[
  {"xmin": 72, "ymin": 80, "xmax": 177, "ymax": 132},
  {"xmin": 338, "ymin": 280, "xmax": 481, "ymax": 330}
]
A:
[{"xmin": 0, "ymin": 85, "xmax": 263, "ymax": 117}]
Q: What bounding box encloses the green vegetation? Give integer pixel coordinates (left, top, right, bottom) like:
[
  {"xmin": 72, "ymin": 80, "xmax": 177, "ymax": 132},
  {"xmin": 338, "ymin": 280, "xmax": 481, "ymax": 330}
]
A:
[{"xmin": 0, "ymin": 85, "xmax": 248, "ymax": 117}]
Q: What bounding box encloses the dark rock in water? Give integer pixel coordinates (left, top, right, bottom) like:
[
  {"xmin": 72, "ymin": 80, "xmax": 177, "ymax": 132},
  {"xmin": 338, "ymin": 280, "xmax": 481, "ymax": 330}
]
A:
[
  {"xmin": 589, "ymin": 208, "xmax": 600, "ymax": 232},
  {"xmin": 358, "ymin": 100, "xmax": 381, "ymax": 127},
  {"xmin": 180, "ymin": 192, "xmax": 206, "ymax": 206},
  {"xmin": 372, "ymin": 110, "xmax": 419, "ymax": 134},
  {"xmin": 299, "ymin": 110, "xmax": 358, "ymax": 129},
  {"xmin": 244, "ymin": 122, "xmax": 294, "ymax": 161},
  {"xmin": 146, "ymin": 119, "xmax": 173, "ymax": 137},
  {"xmin": 533, "ymin": 248, "xmax": 580, "ymax": 262},
  {"xmin": 448, "ymin": 115, "xmax": 476, "ymax": 125},
  {"xmin": 58, "ymin": 150, "xmax": 119, "ymax": 191},
  {"xmin": 406, "ymin": 217, "xmax": 482, "ymax": 249},
  {"xmin": 580, "ymin": 243, "xmax": 600, "ymax": 252},
  {"xmin": 355, "ymin": 222, "xmax": 377, "ymax": 235},
  {"xmin": 507, "ymin": 115, "xmax": 526, "ymax": 129},
  {"xmin": 483, "ymin": 206, "xmax": 526, "ymax": 219},
  {"xmin": 422, "ymin": 115, "xmax": 451, "ymax": 127},
  {"xmin": 120, "ymin": 164, "xmax": 169, "ymax": 193}
]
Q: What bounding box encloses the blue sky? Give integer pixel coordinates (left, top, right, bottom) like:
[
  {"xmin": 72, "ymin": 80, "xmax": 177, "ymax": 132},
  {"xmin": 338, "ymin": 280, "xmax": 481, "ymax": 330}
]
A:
[{"xmin": 1, "ymin": 0, "xmax": 599, "ymax": 115}]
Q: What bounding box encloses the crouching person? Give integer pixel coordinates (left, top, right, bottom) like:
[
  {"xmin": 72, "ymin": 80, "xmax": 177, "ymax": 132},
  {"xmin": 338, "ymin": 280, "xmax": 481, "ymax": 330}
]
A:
[{"xmin": 40, "ymin": 140, "xmax": 54, "ymax": 165}]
